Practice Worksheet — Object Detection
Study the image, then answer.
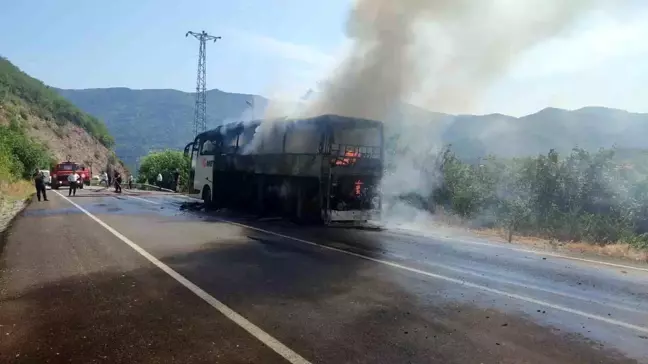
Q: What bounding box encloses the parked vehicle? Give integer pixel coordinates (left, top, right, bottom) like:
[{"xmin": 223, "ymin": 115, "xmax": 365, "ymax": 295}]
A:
[{"xmin": 50, "ymin": 159, "xmax": 91, "ymax": 190}]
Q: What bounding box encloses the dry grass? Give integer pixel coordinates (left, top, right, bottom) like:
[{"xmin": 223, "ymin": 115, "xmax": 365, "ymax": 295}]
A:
[
  {"xmin": 0, "ymin": 180, "xmax": 34, "ymax": 201},
  {"xmin": 470, "ymin": 227, "xmax": 648, "ymax": 263},
  {"xmin": 414, "ymin": 209, "xmax": 648, "ymax": 263}
]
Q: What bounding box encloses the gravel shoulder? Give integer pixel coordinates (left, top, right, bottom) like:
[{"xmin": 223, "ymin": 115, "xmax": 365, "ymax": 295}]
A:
[{"xmin": 0, "ymin": 194, "xmax": 30, "ymax": 236}]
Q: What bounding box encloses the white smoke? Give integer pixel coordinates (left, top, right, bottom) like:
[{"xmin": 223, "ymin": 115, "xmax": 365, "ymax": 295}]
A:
[
  {"xmin": 295, "ymin": 0, "xmax": 600, "ymax": 227},
  {"xmin": 310, "ymin": 0, "xmax": 597, "ymax": 118}
]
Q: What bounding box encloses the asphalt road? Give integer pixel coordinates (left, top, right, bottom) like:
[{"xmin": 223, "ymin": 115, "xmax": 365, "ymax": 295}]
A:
[{"xmin": 1, "ymin": 186, "xmax": 647, "ymax": 363}]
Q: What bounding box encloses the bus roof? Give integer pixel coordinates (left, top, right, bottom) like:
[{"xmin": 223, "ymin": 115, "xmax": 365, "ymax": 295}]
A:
[{"xmin": 195, "ymin": 114, "xmax": 383, "ymax": 141}]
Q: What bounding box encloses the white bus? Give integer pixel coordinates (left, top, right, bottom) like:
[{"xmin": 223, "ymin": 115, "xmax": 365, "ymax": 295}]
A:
[{"xmin": 183, "ymin": 114, "xmax": 384, "ymax": 224}]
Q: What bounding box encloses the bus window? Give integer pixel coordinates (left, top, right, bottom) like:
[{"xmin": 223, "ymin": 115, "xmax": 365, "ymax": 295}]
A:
[
  {"xmin": 200, "ymin": 140, "xmax": 216, "ymax": 156},
  {"xmin": 238, "ymin": 125, "xmax": 257, "ymax": 150},
  {"xmin": 222, "ymin": 129, "xmax": 239, "ymax": 154},
  {"xmin": 332, "ymin": 126, "xmax": 381, "ymax": 147},
  {"xmin": 285, "ymin": 122, "xmax": 321, "ymax": 153}
]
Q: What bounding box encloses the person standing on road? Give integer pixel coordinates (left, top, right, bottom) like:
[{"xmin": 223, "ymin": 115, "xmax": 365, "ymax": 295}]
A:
[
  {"xmin": 67, "ymin": 170, "xmax": 80, "ymax": 196},
  {"xmin": 32, "ymin": 169, "xmax": 48, "ymax": 202},
  {"xmin": 128, "ymin": 174, "xmax": 134, "ymax": 189},
  {"xmin": 156, "ymin": 173, "xmax": 163, "ymax": 191},
  {"xmin": 101, "ymin": 171, "xmax": 108, "ymax": 187},
  {"xmin": 107, "ymin": 167, "xmax": 113, "ymax": 188},
  {"xmin": 114, "ymin": 171, "xmax": 122, "ymax": 193},
  {"xmin": 172, "ymin": 169, "xmax": 180, "ymax": 192}
]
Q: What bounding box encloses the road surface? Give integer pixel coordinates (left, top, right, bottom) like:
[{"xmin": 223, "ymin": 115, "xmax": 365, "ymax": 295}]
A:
[{"xmin": 1, "ymin": 186, "xmax": 647, "ymax": 363}]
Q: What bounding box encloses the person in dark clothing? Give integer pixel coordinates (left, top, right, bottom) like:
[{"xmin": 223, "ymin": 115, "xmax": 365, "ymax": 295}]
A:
[
  {"xmin": 114, "ymin": 171, "xmax": 122, "ymax": 193},
  {"xmin": 172, "ymin": 169, "xmax": 180, "ymax": 192},
  {"xmin": 33, "ymin": 170, "xmax": 48, "ymax": 202},
  {"xmin": 107, "ymin": 168, "xmax": 113, "ymax": 188}
]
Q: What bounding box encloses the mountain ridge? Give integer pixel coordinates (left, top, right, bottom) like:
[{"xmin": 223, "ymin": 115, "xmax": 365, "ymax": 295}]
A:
[{"xmin": 54, "ymin": 86, "xmax": 648, "ymax": 170}]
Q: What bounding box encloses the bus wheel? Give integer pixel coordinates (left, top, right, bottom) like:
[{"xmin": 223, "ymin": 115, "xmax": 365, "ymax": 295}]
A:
[{"xmin": 202, "ymin": 186, "xmax": 212, "ymax": 210}]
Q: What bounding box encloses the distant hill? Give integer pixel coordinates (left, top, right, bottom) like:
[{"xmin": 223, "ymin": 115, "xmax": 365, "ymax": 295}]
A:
[
  {"xmin": 0, "ymin": 58, "xmax": 126, "ymax": 177},
  {"xmin": 55, "ymin": 87, "xmax": 269, "ymax": 169},
  {"xmin": 55, "ymin": 87, "xmax": 648, "ymax": 169}
]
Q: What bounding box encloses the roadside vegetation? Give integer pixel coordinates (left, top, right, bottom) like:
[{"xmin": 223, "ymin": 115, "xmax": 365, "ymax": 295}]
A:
[
  {"xmin": 0, "ymin": 57, "xmax": 114, "ymax": 148},
  {"xmin": 137, "ymin": 150, "xmax": 190, "ymax": 190},
  {"xmin": 397, "ymin": 146, "xmax": 648, "ymax": 251},
  {"xmin": 0, "ymin": 120, "xmax": 52, "ymax": 203}
]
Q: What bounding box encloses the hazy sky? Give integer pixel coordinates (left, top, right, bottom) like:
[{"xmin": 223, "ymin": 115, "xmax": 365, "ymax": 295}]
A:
[{"xmin": 1, "ymin": 0, "xmax": 646, "ymax": 116}]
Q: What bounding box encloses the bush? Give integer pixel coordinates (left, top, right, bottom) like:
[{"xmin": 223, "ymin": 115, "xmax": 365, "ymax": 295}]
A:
[
  {"xmin": 393, "ymin": 146, "xmax": 648, "ymax": 247},
  {"xmin": 0, "ymin": 124, "xmax": 51, "ymax": 180},
  {"xmin": 138, "ymin": 150, "xmax": 190, "ymax": 191}
]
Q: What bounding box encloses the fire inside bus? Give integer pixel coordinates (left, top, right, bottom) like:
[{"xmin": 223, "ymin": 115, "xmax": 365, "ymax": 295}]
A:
[{"xmin": 183, "ymin": 114, "xmax": 384, "ymax": 224}]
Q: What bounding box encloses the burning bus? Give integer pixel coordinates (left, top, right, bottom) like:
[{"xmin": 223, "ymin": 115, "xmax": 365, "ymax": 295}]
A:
[{"xmin": 184, "ymin": 114, "xmax": 384, "ymax": 224}]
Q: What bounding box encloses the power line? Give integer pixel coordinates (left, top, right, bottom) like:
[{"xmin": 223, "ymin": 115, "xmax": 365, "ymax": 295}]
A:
[{"xmin": 186, "ymin": 30, "xmax": 221, "ymax": 137}]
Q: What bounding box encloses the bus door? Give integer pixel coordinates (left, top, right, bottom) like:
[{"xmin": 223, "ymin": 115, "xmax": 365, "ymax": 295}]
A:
[
  {"xmin": 196, "ymin": 138, "xmax": 216, "ymax": 199},
  {"xmin": 184, "ymin": 141, "xmax": 198, "ymax": 195}
]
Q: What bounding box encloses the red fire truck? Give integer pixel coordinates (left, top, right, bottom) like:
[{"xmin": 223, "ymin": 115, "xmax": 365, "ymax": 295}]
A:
[{"xmin": 50, "ymin": 157, "xmax": 91, "ymax": 190}]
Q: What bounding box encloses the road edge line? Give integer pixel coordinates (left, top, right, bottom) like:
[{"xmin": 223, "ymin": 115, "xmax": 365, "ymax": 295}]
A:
[
  {"xmin": 388, "ymin": 228, "xmax": 648, "ymax": 273},
  {"xmin": 219, "ymin": 218, "xmax": 648, "ymax": 335},
  {"xmin": 52, "ymin": 190, "xmax": 312, "ymax": 364}
]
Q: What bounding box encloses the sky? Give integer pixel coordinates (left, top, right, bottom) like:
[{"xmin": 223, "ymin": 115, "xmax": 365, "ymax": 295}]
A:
[{"xmin": 1, "ymin": 0, "xmax": 647, "ymax": 117}]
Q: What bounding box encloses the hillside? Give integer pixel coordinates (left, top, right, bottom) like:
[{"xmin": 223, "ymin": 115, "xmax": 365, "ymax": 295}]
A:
[
  {"xmin": 55, "ymin": 87, "xmax": 269, "ymax": 169},
  {"xmin": 56, "ymin": 87, "xmax": 648, "ymax": 168},
  {"xmin": 0, "ymin": 57, "xmax": 125, "ymax": 178}
]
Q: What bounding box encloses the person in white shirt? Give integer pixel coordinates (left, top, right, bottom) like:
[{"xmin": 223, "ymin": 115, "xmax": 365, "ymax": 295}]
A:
[
  {"xmin": 101, "ymin": 171, "xmax": 108, "ymax": 187},
  {"xmin": 68, "ymin": 171, "xmax": 80, "ymax": 196},
  {"xmin": 156, "ymin": 173, "xmax": 163, "ymax": 191}
]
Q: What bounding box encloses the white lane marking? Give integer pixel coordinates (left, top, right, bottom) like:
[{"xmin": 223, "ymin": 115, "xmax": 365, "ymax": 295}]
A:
[
  {"xmin": 419, "ymin": 258, "xmax": 648, "ymax": 315},
  {"xmin": 114, "ymin": 193, "xmax": 648, "ymax": 274},
  {"xmin": 52, "ymin": 190, "xmax": 311, "ymax": 364},
  {"xmin": 429, "ymin": 234, "xmax": 648, "ymax": 273},
  {"xmin": 219, "ymin": 218, "xmax": 648, "ymax": 335},
  {"xmin": 124, "ymin": 195, "xmax": 161, "ymax": 205},
  {"xmin": 124, "ymin": 193, "xmax": 200, "ymax": 205},
  {"xmin": 388, "ymin": 228, "xmax": 648, "ymax": 273}
]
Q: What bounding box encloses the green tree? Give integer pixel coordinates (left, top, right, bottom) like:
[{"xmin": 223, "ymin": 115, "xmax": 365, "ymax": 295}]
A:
[
  {"xmin": 391, "ymin": 145, "xmax": 648, "ymax": 250},
  {"xmin": 137, "ymin": 150, "xmax": 190, "ymax": 190},
  {"xmin": 0, "ymin": 125, "xmax": 51, "ymax": 180}
]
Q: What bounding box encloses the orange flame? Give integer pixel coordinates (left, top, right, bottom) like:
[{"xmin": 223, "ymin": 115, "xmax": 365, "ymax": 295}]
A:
[
  {"xmin": 335, "ymin": 149, "xmax": 360, "ymax": 166},
  {"xmin": 354, "ymin": 180, "xmax": 363, "ymax": 196}
]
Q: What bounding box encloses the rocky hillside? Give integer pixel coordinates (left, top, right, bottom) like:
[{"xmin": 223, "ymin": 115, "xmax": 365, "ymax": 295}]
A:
[{"xmin": 0, "ymin": 57, "xmax": 126, "ymax": 177}]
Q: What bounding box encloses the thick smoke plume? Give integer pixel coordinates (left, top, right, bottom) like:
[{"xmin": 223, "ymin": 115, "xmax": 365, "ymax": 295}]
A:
[
  {"xmin": 301, "ymin": 0, "xmax": 599, "ymax": 227},
  {"xmin": 308, "ymin": 0, "xmax": 595, "ymax": 118}
]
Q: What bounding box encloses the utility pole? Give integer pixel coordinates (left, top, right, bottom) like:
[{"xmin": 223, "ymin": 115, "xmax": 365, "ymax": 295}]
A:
[
  {"xmin": 186, "ymin": 30, "xmax": 221, "ymax": 136},
  {"xmin": 246, "ymin": 98, "xmax": 254, "ymax": 120}
]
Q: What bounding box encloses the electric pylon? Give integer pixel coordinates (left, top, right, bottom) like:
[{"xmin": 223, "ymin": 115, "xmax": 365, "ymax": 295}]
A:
[{"xmin": 186, "ymin": 31, "xmax": 221, "ymax": 136}]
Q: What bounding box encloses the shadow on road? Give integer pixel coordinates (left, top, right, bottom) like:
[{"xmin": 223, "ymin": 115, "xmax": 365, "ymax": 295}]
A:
[
  {"xmin": 155, "ymin": 227, "xmax": 637, "ymax": 364},
  {"xmin": 0, "ymin": 266, "xmax": 285, "ymax": 364},
  {"xmin": 0, "ymin": 223, "xmax": 640, "ymax": 363}
]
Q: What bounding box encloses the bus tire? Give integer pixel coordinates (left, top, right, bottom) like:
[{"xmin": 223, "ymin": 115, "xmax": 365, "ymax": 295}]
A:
[{"xmin": 202, "ymin": 186, "xmax": 213, "ymax": 210}]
